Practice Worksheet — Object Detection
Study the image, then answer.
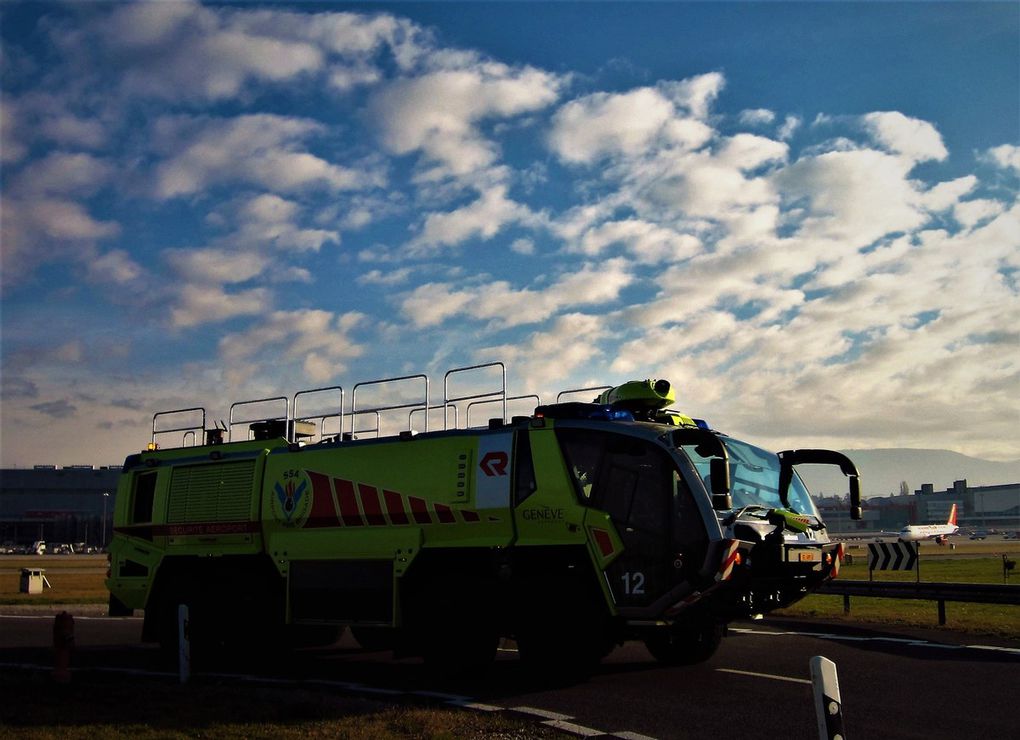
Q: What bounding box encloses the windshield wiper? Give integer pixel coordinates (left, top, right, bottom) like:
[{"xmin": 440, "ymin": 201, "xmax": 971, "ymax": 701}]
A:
[{"xmin": 723, "ymin": 505, "xmax": 769, "ymax": 525}]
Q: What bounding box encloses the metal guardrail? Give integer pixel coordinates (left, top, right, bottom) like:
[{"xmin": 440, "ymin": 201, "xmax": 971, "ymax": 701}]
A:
[{"xmin": 817, "ymin": 579, "xmax": 1020, "ymax": 625}]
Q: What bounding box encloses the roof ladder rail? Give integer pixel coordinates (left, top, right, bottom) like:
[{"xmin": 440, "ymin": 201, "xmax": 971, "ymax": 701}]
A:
[
  {"xmin": 151, "ymin": 407, "xmax": 206, "ymax": 449},
  {"xmin": 556, "ymin": 385, "xmax": 612, "ymax": 403},
  {"xmin": 444, "ymin": 362, "xmax": 506, "ymax": 430},
  {"xmin": 466, "ymin": 394, "xmax": 541, "ymax": 428},
  {"xmin": 409, "ymin": 404, "xmax": 458, "ymax": 431},
  {"xmin": 351, "ymin": 373, "xmax": 430, "ymax": 436},
  {"xmin": 292, "ymin": 385, "xmax": 344, "ymax": 443},
  {"xmin": 228, "ymin": 396, "xmax": 290, "ymax": 442}
]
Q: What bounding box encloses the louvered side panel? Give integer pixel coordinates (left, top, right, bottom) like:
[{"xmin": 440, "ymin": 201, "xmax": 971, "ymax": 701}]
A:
[{"xmin": 166, "ymin": 461, "xmax": 256, "ymax": 523}]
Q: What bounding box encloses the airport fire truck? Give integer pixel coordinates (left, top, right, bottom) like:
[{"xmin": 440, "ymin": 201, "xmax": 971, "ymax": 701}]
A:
[{"xmin": 106, "ymin": 363, "xmax": 861, "ymax": 673}]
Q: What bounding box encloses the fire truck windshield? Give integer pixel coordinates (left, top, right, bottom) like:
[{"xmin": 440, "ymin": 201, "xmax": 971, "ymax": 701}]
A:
[{"xmin": 681, "ymin": 437, "xmax": 820, "ymax": 517}]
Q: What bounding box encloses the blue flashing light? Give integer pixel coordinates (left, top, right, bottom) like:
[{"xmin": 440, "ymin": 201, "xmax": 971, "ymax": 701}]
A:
[
  {"xmin": 694, "ymin": 418, "xmax": 710, "ymax": 430},
  {"xmin": 590, "ymin": 404, "xmax": 634, "ymax": 421}
]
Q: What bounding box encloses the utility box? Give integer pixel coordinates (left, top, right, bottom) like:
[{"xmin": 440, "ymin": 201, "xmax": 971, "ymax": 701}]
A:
[{"xmin": 19, "ymin": 568, "xmax": 49, "ymax": 594}]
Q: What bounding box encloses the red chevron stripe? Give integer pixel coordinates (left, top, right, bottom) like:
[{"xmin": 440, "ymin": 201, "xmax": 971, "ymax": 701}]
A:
[
  {"xmin": 334, "ymin": 478, "xmax": 364, "ymax": 526},
  {"xmin": 460, "ymin": 509, "xmax": 481, "ymax": 522},
  {"xmin": 434, "ymin": 503, "xmax": 455, "ymax": 523},
  {"xmin": 306, "ymin": 471, "xmax": 340, "ymax": 528},
  {"xmin": 383, "ymin": 489, "xmax": 409, "ymax": 525},
  {"xmin": 408, "ymin": 496, "xmax": 432, "ymax": 524},
  {"xmin": 358, "ymin": 483, "xmax": 386, "ymax": 526}
]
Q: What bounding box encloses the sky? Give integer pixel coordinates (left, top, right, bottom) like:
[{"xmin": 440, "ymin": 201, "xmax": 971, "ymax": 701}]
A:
[{"xmin": 1, "ymin": 1, "xmax": 1018, "ymax": 469}]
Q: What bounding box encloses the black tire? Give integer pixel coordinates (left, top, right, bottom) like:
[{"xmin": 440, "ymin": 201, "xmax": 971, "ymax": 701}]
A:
[
  {"xmin": 420, "ymin": 595, "xmax": 498, "ymax": 679},
  {"xmin": 644, "ymin": 619, "xmax": 725, "ymax": 665},
  {"xmin": 351, "ymin": 625, "xmax": 395, "ymax": 651},
  {"xmin": 285, "ymin": 625, "xmax": 345, "ymax": 649}
]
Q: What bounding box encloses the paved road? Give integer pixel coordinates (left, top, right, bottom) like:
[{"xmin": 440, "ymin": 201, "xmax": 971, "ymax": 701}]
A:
[{"xmin": 2, "ymin": 613, "xmax": 1017, "ymax": 739}]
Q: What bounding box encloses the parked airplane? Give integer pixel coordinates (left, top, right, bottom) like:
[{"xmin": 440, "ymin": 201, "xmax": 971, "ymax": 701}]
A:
[{"xmin": 898, "ymin": 504, "xmax": 959, "ymax": 543}]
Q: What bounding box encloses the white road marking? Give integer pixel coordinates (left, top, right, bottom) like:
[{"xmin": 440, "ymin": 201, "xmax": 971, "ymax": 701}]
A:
[
  {"xmin": 731, "ymin": 626, "xmax": 1020, "ymax": 655},
  {"xmin": 612, "ymin": 731, "xmax": 660, "ymax": 740},
  {"xmin": 510, "ymin": 705, "xmax": 575, "ymax": 721},
  {"xmin": 716, "ymin": 667, "xmax": 811, "ymax": 685},
  {"xmin": 542, "ymin": 719, "xmax": 604, "ymax": 736}
]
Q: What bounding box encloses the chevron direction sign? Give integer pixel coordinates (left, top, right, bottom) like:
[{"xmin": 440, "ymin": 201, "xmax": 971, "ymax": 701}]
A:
[{"xmin": 869, "ymin": 541, "xmax": 918, "ymax": 570}]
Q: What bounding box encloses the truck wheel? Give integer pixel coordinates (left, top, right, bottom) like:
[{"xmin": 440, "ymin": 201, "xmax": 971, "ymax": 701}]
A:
[
  {"xmin": 644, "ymin": 620, "xmax": 725, "ymax": 665},
  {"xmin": 351, "ymin": 626, "xmax": 395, "ymax": 651},
  {"xmin": 421, "ymin": 597, "xmax": 498, "ymax": 678}
]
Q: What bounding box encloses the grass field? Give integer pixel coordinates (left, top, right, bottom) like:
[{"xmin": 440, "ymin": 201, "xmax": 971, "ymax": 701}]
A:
[{"xmin": 774, "ymin": 541, "xmax": 1020, "ymax": 639}]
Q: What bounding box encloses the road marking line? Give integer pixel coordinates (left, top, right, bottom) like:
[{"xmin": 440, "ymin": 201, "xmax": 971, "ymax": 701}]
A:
[
  {"xmin": 542, "ymin": 719, "xmax": 604, "ymax": 736},
  {"xmin": 451, "ymin": 700, "xmax": 503, "ymax": 712},
  {"xmin": 612, "ymin": 731, "xmax": 660, "ymax": 740},
  {"xmin": 412, "ymin": 690, "xmax": 473, "ymax": 702},
  {"xmin": 733, "ymin": 626, "xmax": 1020, "ymax": 656},
  {"xmin": 716, "ymin": 667, "xmax": 811, "ymax": 685},
  {"xmin": 510, "ymin": 706, "xmax": 574, "ymax": 721}
]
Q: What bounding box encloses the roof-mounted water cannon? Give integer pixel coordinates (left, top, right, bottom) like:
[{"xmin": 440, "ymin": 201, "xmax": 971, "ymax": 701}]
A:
[{"xmin": 596, "ymin": 379, "xmax": 674, "ymax": 418}]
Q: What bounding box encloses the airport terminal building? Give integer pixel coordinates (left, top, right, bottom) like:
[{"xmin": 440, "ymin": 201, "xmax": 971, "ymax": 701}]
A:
[
  {"xmin": 817, "ymin": 479, "xmax": 1020, "ymax": 534},
  {"xmin": 0, "ymin": 466, "xmax": 121, "ymax": 550}
]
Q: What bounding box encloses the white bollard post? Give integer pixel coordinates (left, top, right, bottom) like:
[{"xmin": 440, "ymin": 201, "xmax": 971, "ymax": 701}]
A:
[
  {"xmin": 810, "ymin": 655, "xmax": 846, "ymax": 740},
  {"xmin": 178, "ymin": 604, "xmax": 191, "ymax": 684}
]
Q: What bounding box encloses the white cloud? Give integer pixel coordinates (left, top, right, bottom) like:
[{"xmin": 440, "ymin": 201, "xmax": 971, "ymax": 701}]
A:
[
  {"xmin": 357, "ymin": 267, "xmax": 415, "ymax": 286},
  {"xmin": 401, "ymin": 259, "xmax": 633, "ymax": 328},
  {"xmin": 0, "ymin": 98, "xmax": 27, "ymax": 163},
  {"xmin": 577, "ymin": 219, "xmax": 701, "ymax": 264},
  {"xmin": 921, "ymin": 176, "xmax": 978, "ymax": 212},
  {"xmin": 986, "ymin": 144, "xmax": 1020, "ymax": 173},
  {"xmin": 777, "ymin": 115, "xmax": 801, "ymax": 141},
  {"xmin": 1, "ymin": 197, "xmax": 120, "ymax": 287},
  {"xmin": 218, "ymin": 309, "xmax": 365, "ymax": 384},
  {"xmin": 775, "ymin": 148, "xmax": 926, "ymax": 250},
  {"xmin": 510, "ymin": 238, "xmax": 535, "ymax": 255},
  {"xmin": 954, "ymin": 198, "xmax": 1006, "ymax": 229},
  {"xmin": 234, "ymin": 194, "xmax": 340, "ymax": 252},
  {"xmin": 738, "ymin": 108, "xmax": 775, "ymax": 126},
  {"xmin": 660, "ymin": 72, "xmax": 725, "ymax": 120},
  {"xmin": 152, "ymin": 114, "xmax": 379, "ymax": 198},
  {"xmin": 10, "ymin": 152, "xmax": 115, "ymax": 197},
  {"xmin": 478, "ymin": 313, "xmax": 606, "ymax": 393},
  {"xmin": 87, "ymin": 249, "xmax": 145, "ymax": 286},
  {"xmin": 368, "ymin": 64, "xmax": 562, "ymax": 179},
  {"xmin": 412, "ymin": 185, "xmax": 534, "ymax": 250},
  {"xmin": 548, "ymin": 87, "xmax": 678, "ymax": 164},
  {"xmin": 166, "ymin": 248, "xmax": 270, "ymax": 285},
  {"xmin": 170, "ymin": 284, "xmax": 271, "ymax": 328},
  {"xmin": 862, "ymin": 111, "xmax": 948, "ymax": 163}
]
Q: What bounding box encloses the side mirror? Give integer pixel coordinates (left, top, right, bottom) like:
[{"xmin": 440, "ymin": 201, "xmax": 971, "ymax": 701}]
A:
[
  {"xmin": 779, "ymin": 449, "xmax": 863, "ymax": 519},
  {"xmin": 849, "ymin": 475, "xmax": 862, "ymax": 520},
  {"xmin": 710, "ymin": 457, "xmax": 732, "ymax": 511}
]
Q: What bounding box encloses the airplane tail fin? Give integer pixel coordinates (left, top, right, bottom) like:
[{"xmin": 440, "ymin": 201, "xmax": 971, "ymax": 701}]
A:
[{"xmin": 948, "ymin": 503, "xmax": 958, "ymax": 526}]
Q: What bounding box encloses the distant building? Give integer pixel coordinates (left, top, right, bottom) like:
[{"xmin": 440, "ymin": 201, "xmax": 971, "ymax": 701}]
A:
[
  {"xmin": 819, "ymin": 478, "xmax": 1020, "ymax": 533},
  {"xmin": 0, "ymin": 466, "xmax": 121, "ymax": 548}
]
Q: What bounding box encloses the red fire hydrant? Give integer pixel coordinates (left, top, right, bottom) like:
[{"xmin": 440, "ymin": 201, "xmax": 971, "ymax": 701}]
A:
[{"xmin": 52, "ymin": 611, "xmax": 74, "ymax": 683}]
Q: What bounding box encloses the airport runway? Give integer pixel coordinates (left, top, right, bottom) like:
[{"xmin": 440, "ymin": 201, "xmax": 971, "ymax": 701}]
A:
[{"xmin": 2, "ymin": 611, "xmax": 1017, "ymax": 739}]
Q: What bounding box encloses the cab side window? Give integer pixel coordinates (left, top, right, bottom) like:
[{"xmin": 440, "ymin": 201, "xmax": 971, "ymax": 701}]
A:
[
  {"xmin": 131, "ymin": 472, "xmax": 157, "ymax": 523},
  {"xmin": 556, "ymin": 428, "xmax": 606, "ymax": 502},
  {"xmin": 598, "ymin": 437, "xmax": 672, "ymax": 542}
]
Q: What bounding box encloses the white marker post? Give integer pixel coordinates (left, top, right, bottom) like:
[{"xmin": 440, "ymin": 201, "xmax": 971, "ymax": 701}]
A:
[
  {"xmin": 810, "ymin": 655, "xmax": 846, "ymax": 740},
  {"xmin": 178, "ymin": 604, "xmax": 191, "ymax": 684}
]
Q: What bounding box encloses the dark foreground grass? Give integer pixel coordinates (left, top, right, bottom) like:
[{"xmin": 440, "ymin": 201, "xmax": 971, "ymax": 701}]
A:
[{"xmin": 0, "ymin": 672, "xmax": 563, "ymax": 739}]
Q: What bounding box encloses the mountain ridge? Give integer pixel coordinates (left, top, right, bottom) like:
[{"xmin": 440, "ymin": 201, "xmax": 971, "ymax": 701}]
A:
[{"xmin": 795, "ymin": 448, "xmax": 1020, "ymax": 498}]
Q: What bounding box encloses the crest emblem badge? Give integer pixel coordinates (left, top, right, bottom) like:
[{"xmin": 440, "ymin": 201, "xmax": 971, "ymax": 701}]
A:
[{"xmin": 271, "ymin": 469, "xmax": 311, "ymax": 528}]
